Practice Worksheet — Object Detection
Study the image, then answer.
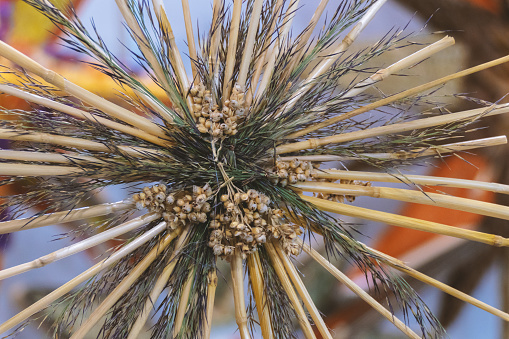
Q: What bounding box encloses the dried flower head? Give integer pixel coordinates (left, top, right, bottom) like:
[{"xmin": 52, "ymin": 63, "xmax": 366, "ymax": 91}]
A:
[{"xmin": 1, "ymin": 0, "xmax": 509, "ymax": 338}]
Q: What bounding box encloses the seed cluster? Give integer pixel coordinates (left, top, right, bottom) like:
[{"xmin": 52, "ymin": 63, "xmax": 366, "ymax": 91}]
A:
[
  {"xmin": 192, "ymin": 83, "xmax": 247, "ymax": 138},
  {"xmin": 133, "ymin": 185, "xmax": 303, "ymax": 258},
  {"xmin": 270, "ymin": 159, "xmax": 313, "ymax": 187},
  {"xmin": 208, "ymin": 189, "xmax": 302, "ymax": 258},
  {"xmin": 133, "ymin": 184, "xmax": 213, "ymax": 230}
]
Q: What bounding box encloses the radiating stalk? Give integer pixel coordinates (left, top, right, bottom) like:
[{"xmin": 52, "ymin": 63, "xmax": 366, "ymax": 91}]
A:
[
  {"xmin": 0, "ymin": 200, "xmax": 132, "ymax": 234},
  {"xmin": 222, "ymin": 0, "xmax": 243, "ymax": 101},
  {"xmin": 365, "ymin": 244, "xmax": 509, "ymax": 321},
  {"xmin": 265, "ymin": 242, "xmax": 316, "ymax": 339},
  {"xmin": 273, "ymin": 242, "xmax": 332, "ymax": 339},
  {"xmin": 231, "ymin": 249, "xmax": 251, "ymax": 339},
  {"xmin": 0, "ymin": 84, "xmax": 166, "ymax": 146},
  {"xmin": 247, "ymin": 252, "xmax": 273, "ymax": 339},
  {"xmin": 127, "ymin": 226, "xmax": 190, "ymax": 339},
  {"xmin": 291, "ymin": 54, "xmax": 509, "ymax": 138},
  {"xmin": 0, "ymin": 40, "xmax": 166, "ymax": 137},
  {"xmin": 70, "ymin": 228, "xmax": 177, "ymax": 339},
  {"xmin": 294, "ymin": 180, "xmax": 509, "ymax": 221},
  {"xmin": 300, "ymin": 195, "xmax": 509, "ymax": 247},
  {"xmin": 237, "ymin": 0, "xmax": 265, "ymax": 88},
  {"xmin": 311, "ymin": 169, "xmax": 509, "ymax": 194},
  {"xmin": 0, "ymin": 127, "xmax": 167, "ymax": 157},
  {"xmin": 277, "ymin": 103, "xmax": 509, "ymax": 154},
  {"xmin": 297, "ymin": 239, "xmax": 421, "ymax": 339},
  {"xmin": 0, "ymin": 221, "xmax": 174, "ymax": 334},
  {"xmin": 280, "ymin": 0, "xmax": 387, "ymax": 114},
  {"xmin": 0, "ymin": 150, "xmax": 104, "ymax": 165},
  {"xmin": 203, "ymin": 269, "xmax": 218, "ymax": 339},
  {"xmin": 0, "ymin": 213, "xmax": 160, "ymax": 281}
]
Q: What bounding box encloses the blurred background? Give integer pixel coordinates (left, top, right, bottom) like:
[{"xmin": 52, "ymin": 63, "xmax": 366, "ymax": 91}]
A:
[{"xmin": 0, "ymin": 0, "xmax": 508, "ymax": 338}]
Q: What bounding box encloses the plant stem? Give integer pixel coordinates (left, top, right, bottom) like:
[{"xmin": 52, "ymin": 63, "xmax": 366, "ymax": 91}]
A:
[
  {"xmin": 256, "ymin": 0, "xmax": 301, "ymax": 101},
  {"xmin": 203, "ymin": 269, "xmax": 218, "ymax": 339},
  {"xmin": 127, "ymin": 226, "xmax": 190, "ymax": 339},
  {"xmin": 0, "ymin": 213, "xmax": 160, "ymax": 281},
  {"xmin": 247, "ymin": 252, "xmax": 273, "ymax": 339},
  {"xmin": 231, "ymin": 249, "xmax": 251, "ymax": 339},
  {"xmin": 294, "ymin": 180, "xmax": 509, "ymax": 220},
  {"xmin": 265, "ymin": 242, "xmax": 316, "ymax": 339},
  {"xmin": 222, "ymin": 0, "xmax": 243, "ymax": 102},
  {"xmin": 0, "ymin": 221, "xmax": 174, "ymax": 334},
  {"xmin": 181, "ymin": 0, "xmax": 198, "ymax": 80},
  {"xmin": 0, "ymin": 85, "xmax": 167, "ymax": 146},
  {"xmin": 70, "ymin": 227, "xmax": 178, "ymax": 339},
  {"xmin": 297, "ymin": 239, "xmax": 421, "ymax": 339},
  {"xmin": 300, "ymin": 195, "xmax": 509, "ymax": 247},
  {"xmin": 173, "ymin": 271, "xmax": 195, "ymax": 336},
  {"xmin": 0, "ymin": 127, "xmax": 167, "ymax": 157},
  {"xmin": 277, "ymin": 103, "xmax": 509, "ymax": 154},
  {"xmin": 0, "ymin": 40, "xmax": 167, "ymax": 137},
  {"xmin": 0, "ymin": 149, "xmax": 103, "ymax": 165},
  {"xmin": 365, "ymin": 244, "xmax": 509, "ymax": 321},
  {"xmin": 273, "ymin": 242, "xmax": 332, "ymax": 339},
  {"xmin": 291, "ymin": 54, "xmax": 509, "ymax": 138},
  {"xmin": 280, "ymin": 0, "xmax": 387, "ymax": 114},
  {"xmin": 0, "ymin": 163, "xmax": 83, "ymax": 176},
  {"xmin": 311, "ymin": 169, "xmax": 509, "ymax": 194},
  {"xmin": 237, "ymin": 0, "xmax": 265, "ymax": 89},
  {"xmin": 0, "ymin": 200, "xmax": 132, "ymax": 234}
]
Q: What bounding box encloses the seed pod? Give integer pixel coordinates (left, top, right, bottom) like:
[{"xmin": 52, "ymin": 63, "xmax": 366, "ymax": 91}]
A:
[
  {"xmin": 155, "ymin": 192, "xmax": 165, "ymax": 203},
  {"xmin": 201, "ymin": 202, "xmax": 211, "ymax": 212},
  {"xmin": 196, "ymin": 194, "xmax": 207, "ymax": 205},
  {"xmin": 198, "ymin": 213, "xmax": 207, "ymax": 223},
  {"xmin": 213, "ymin": 244, "xmax": 223, "ymax": 256}
]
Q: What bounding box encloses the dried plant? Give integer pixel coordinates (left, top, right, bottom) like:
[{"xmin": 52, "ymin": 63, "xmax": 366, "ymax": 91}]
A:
[{"xmin": 1, "ymin": 0, "xmax": 509, "ymax": 338}]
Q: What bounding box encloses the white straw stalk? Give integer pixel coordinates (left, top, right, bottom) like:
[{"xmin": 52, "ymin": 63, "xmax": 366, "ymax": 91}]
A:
[
  {"xmin": 256, "ymin": 0, "xmax": 301, "ymax": 100},
  {"xmin": 0, "ymin": 163, "xmax": 83, "ymax": 177},
  {"xmin": 181, "ymin": 0, "xmax": 198, "ymax": 80},
  {"xmin": 236, "ymin": 0, "xmax": 264, "ymax": 88},
  {"xmin": 311, "ymin": 169, "xmax": 509, "ymax": 194},
  {"xmin": 222, "ymin": 0, "xmax": 243, "ymax": 101},
  {"xmin": 298, "ymin": 239, "xmax": 421, "ymax": 339},
  {"xmin": 0, "ymin": 127, "xmax": 167, "ymax": 157},
  {"xmin": 291, "ymin": 54, "xmax": 509, "ymax": 138},
  {"xmin": 127, "ymin": 226, "xmax": 190, "ymax": 339},
  {"xmin": 151, "ymin": 0, "xmax": 191, "ymax": 98},
  {"xmin": 301, "ymin": 195, "xmax": 509, "ymax": 247},
  {"xmin": 285, "ymin": 0, "xmax": 330, "ymax": 73},
  {"xmin": 277, "ymin": 135, "xmax": 507, "ymax": 162},
  {"xmin": 341, "ymin": 36, "xmax": 455, "ymax": 99},
  {"xmin": 365, "ymin": 245, "xmax": 509, "ymax": 321},
  {"xmin": 0, "ymin": 200, "xmax": 133, "ymax": 234},
  {"xmin": 0, "ymin": 149, "xmax": 104, "ymax": 165},
  {"xmin": 279, "ymin": 0, "xmax": 388, "ymax": 113},
  {"xmin": 0, "ymin": 40, "xmax": 167, "ymax": 137},
  {"xmin": 247, "ymin": 252, "xmax": 274, "ymax": 339},
  {"xmin": 246, "ymin": 0, "xmax": 285, "ymax": 105},
  {"xmin": 278, "ymin": 103, "xmax": 509, "ymax": 154},
  {"xmin": 273, "ymin": 242, "xmax": 333, "ymax": 339},
  {"xmin": 70, "ymin": 228, "xmax": 179, "ymax": 339},
  {"xmin": 203, "ymin": 270, "xmax": 218, "ymax": 339},
  {"xmin": 0, "ymin": 213, "xmax": 160, "ymax": 281},
  {"xmin": 265, "ymin": 242, "xmax": 316, "ymax": 339},
  {"xmin": 0, "ymin": 221, "xmax": 172, "ymax": 334},
  {"xmin": 0, "ymin": 84, "xmax": 167, "ymax": 146},
  {"xmin": 231, "ymin": 250, "xmax": 251, "ymax": 339},
  {"xmin": 293, "ymin": 180, "xmax": 509, "ymax": 221}
]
